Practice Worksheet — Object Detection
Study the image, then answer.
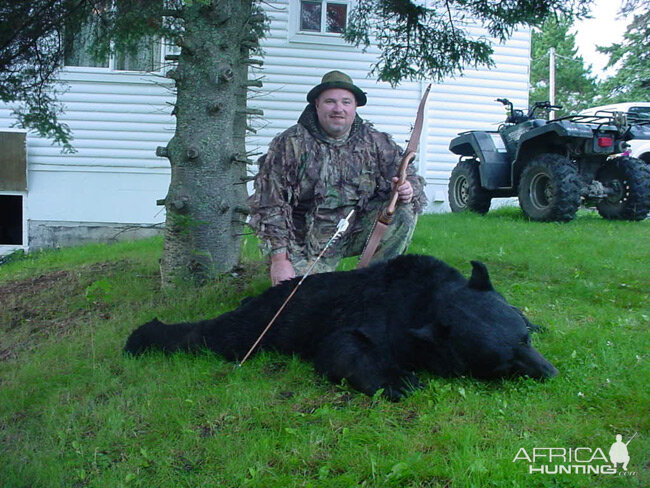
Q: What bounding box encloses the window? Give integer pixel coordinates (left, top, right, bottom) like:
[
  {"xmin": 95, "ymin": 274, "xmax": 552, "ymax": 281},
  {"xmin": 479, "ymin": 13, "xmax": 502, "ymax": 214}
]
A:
[
  {"xmin": 113, "ymin": 37, "xmax": 162, "ymax": 72},
  {"xmin": 299, "ymin": 1, "xmax": 347, "ymax": 34},
  {"xmin": 64, "ymin": 18, "xmax": 109, "ymax": 68},
  {"xmin": 629, "ymin": 107, "xmax": 650, "ymax": 120},
  {"xmin": 63, "ymin": 12, "xmax": 162, "ymax": 71},
  {"xmin": 0, "ymin": 195, "xmax": 23, "ymax": 245}
]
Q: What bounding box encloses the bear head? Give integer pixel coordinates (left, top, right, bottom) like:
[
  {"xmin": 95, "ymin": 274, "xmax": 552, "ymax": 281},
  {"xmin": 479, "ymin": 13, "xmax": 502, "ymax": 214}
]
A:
[{"xmin": 408, "ymin": 260, "xmax": 558, "ymax": 380}]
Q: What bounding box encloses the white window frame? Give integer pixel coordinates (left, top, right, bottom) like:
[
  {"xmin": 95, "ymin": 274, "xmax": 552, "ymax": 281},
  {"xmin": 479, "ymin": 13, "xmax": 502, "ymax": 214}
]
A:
[
  {"xmin": 0, "ymin": 191, "xmax": 28, "ymax": 253},
  {"xmin": 288, "ymin": 0, "xmax": 352, "ymax": 46},
  {"xmin": 0, "ymin": 128, "xmax": 28, "ymax": 253}
]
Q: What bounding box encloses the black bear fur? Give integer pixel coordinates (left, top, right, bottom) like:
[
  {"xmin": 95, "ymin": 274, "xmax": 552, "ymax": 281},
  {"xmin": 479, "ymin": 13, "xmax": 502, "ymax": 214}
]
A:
[{"xmin": 124, "ymin": 255, "xmax": 558, "ymax": 400}]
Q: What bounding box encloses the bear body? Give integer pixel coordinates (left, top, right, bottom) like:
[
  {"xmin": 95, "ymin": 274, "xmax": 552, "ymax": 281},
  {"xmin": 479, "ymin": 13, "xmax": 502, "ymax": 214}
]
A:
[{"xmin": 125, "ymin": 255, "xmax": 558, "ymax": 399}]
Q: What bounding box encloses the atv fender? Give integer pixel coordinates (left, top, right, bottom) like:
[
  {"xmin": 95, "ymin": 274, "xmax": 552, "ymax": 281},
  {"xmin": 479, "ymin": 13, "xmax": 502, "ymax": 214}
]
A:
[
  {"xmin": 516, "ymin": 122, "xmax": 594, "ymax": 153},
  {"xmin": 449, "ymin": 131, "xmax": 511, "ymax": 190},
  {"xmin": 512, "ymin": 122, "xmax": 596, "ymax": 181}
]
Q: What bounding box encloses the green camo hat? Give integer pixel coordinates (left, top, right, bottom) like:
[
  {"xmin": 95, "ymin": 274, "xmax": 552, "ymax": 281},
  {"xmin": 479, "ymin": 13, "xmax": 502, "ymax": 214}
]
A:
[{"xmin": 307, "ymin": 71, "xmax": 367, "ymax": 106}]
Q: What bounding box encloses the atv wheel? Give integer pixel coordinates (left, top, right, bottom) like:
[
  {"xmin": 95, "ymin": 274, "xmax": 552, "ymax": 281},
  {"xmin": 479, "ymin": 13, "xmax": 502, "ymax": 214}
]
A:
[
  {"xmin": 518, "ymin": 153, "xmax": 581, "ymax": 222},
  {"xmin": 448, "ymin": 159, "xmax": 491, "ymax": 214},
  {"xmin": 596, "ymin": 156, "xmax": 650, "ymax": 220}
]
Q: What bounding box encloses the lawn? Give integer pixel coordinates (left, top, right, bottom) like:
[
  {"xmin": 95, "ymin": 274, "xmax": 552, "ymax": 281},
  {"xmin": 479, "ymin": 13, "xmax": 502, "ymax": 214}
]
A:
[{"xmin": 0, "ymin": 209, "xmax": 648, "ymax": 487}]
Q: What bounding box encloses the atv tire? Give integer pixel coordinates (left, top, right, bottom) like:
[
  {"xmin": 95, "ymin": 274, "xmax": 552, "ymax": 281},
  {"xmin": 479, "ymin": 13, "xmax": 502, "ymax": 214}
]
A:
[
  {"xmin": 518, "ymin": 153, "xmax": 581, "ymax": 222},
  {"xmin": 448, "ymin": 159, "xmax": 491, "ymax": 214},
  {"xmin": 596, "ymin": 156, "xmax": 650, "ymax": 220}
]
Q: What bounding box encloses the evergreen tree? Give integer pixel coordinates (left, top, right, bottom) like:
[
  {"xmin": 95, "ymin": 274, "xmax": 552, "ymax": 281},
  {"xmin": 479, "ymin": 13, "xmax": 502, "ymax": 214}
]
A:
[
  {"xmin": 529, "ymin": 15, "xmax": 599, "ymax": 116},
  {"xmin": 597, "ymin": 4, "xmax": 650, "ymax": 102}
]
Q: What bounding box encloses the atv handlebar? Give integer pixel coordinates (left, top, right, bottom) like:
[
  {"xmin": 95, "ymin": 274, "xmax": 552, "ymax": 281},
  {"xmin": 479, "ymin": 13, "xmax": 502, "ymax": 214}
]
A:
[
  {"xmin": 496, "ymin": 98, "xmax": 513, "ymax": 110},
  {"xmin": 495, "ymin": 98, "xmax": 563, "ymax": 124},
  {"xmin": 528, "ymin": 101, "xmax": 563, "ymax": 118}
]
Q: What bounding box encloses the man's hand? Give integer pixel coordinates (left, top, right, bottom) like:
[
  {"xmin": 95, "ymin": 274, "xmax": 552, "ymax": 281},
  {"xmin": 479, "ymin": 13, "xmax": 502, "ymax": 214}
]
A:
[
  {"xmin": 392, "ymin": 177, "xmax": 413, "ymax": 203},
  {"xmin": 270, "ymin": 252, "xmax": 296, "ymax": 286}
]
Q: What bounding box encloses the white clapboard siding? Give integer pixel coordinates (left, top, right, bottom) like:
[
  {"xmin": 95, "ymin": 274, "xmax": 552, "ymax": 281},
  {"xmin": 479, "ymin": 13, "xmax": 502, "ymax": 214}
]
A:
[
  {"xmin": 0, "ymin": 0, "xmax": 530, "ymax": 245},
  {"xmin": 424, "ymin": 27, "xmax": 531, "ymax": 202}
]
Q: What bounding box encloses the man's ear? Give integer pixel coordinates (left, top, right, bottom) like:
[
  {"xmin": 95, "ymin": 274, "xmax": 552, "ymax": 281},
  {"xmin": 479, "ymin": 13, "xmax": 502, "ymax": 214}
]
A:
[{"xmin": 468, "ymin": 260, "xmax": 494, "ymax": 291}]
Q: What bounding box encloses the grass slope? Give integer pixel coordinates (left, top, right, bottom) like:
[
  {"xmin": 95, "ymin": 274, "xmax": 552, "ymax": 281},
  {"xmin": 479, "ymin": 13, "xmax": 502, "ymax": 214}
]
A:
[{"xmin": 0, "ymin": 209, "xmax": 648, "ymax": 487}]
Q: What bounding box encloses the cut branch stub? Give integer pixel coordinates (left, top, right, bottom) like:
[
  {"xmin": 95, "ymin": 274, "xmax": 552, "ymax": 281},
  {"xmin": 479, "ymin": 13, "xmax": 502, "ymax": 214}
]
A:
[
  {"xmin": 212, "ymin": 10, "xmax": 231, "ymax": 25},
  {"xmin": 166, "ymin": 69, "xmax": 182, "ymax": 82},
  {"xmin": 156, "ymin": 146, "xmax": 169, "ymax": 158},
  {"xmin": 242, "ymin": 58, "xmax": 264, "ymax": 66},
  {"xmin": 171, "ymin": 196, "xmax": 189, "ymax": 212},
  {"xmin": 217, "ymin": 198, "xmax": 229, "ymax": 214},
  {"xmin": 238, "ymin": 175, "xmax": 256, "ymax": 184},
  {"xmin": 186, "ymin": 145, "xmax": 200, "ymax": 160},
  {"xmin": 231, "ymin": 153, "xmax": 252, "ymax": 165},
  {"xmin": 219, "ymin": 67, "xmax": 235, "ymax": 83},
  {"xmin": 210, "ymin": 0, "xmax": 231, "ymax": 22},
  {"xmin": 207, "ymin": 101, "xmax": 225, "ymax": 114},
  {"xmin": 236, "ymin": 107, "xmax": 264, "ymax": 116},
  {"xmin": 233, "ymin": 205, "xmax": 250, "ymax": 215},
  {"xmin": 176, "ymin": 38, "xmax": 195, "ymax": 55}
]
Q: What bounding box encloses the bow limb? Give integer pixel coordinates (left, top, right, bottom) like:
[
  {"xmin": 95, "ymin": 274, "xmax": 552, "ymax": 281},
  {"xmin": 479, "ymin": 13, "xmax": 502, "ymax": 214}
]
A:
[{"xmin": 357, "ymin": 85, "xmax": 431, "ymax": 269}]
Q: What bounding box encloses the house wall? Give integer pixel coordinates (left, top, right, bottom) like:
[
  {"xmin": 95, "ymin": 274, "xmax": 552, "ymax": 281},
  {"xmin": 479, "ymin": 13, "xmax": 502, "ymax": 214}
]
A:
[
  {"xmin": 0, "ymin": 1, "xmax": 531, "ymax": 251},
  {"xmin": 0, "ymin": 69, "xmax": 175, "ymax": 251}
]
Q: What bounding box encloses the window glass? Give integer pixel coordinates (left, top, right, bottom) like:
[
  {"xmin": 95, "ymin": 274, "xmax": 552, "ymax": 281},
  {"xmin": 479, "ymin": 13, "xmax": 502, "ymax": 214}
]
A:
[
  {"xmin": 300, "ymin": 1, "xmax": 322, "ymax": 31},
  {"xmin": 64, "ymin": 18, "xmax": 109, "ymax": 67},
  {"xmin": 629, "ymin": 107, "xmax": 650, "ymax": 119},
  {"xmin": 326, "ymin": 3, "xmax": 347, "ymax": 33},
  {"xmin": 114, "ymin": 38, "xmax": 162, "ymax": 72}
]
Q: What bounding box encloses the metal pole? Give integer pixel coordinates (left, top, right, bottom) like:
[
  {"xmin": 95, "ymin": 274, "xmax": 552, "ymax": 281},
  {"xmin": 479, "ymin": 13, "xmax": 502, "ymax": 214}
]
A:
[{"xmin": 549, "ymin": 47, "xmax": 556, "ymax": 120}]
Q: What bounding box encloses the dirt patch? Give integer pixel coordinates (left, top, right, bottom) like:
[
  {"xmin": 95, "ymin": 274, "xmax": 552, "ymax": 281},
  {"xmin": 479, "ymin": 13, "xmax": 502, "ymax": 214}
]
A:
[
  {"xmin": 0, "ymin": 261, "xmax": 140, "ymax": 361},
  {"xmin": 0, "ymin": 270, "xmax": 72, "ymax": 298},
  {"xmin": 0, "ymin": 259, "xmax": 266, "ymax": 361}
]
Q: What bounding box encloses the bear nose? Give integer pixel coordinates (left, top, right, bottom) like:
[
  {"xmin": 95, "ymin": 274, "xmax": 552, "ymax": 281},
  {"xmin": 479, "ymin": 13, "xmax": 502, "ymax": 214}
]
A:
[
  {"xmin": 514, "ymin": 346, "xmax": 558, "ymax": 379},
  {"xmin": 534, "ymin": 360, "xmax": 558, "ymax": 380}
]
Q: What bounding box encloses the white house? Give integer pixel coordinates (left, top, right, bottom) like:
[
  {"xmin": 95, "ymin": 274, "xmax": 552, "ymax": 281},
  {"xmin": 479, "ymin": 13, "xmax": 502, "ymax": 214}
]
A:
[{"xmin": 0, "ymin": 0, "xmax": 531, "ymax": 255}]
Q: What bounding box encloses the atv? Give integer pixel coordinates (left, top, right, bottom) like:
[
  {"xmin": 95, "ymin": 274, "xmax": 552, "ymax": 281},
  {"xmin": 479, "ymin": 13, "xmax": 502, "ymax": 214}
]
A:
[{"xmin": 447, "ymin": 98, "xmax": 650, "ymax": 221}]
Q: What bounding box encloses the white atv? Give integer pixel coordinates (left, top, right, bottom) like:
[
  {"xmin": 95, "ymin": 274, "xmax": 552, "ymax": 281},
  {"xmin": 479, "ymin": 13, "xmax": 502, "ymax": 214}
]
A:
[{"xmin": 581, "ymin": 102, "xmax": 650, "ymax": 164}]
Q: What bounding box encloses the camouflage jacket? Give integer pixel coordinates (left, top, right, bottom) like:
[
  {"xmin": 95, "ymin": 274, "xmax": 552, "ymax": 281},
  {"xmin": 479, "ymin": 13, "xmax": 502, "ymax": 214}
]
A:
[{"xmin": 247, "ymin": 104, "xmax": 427, "ymax": 258}]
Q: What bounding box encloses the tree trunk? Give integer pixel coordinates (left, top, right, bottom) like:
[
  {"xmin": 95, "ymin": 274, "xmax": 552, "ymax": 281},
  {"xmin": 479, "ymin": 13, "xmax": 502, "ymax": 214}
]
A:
[{"xmin": 159, "ymin": 0, "xmax": 262, "ymax": 286}]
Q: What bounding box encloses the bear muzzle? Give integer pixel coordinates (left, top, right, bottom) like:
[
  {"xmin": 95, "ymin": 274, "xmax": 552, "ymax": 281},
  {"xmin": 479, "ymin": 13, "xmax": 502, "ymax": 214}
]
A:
[{"xmin": 513, "ymin": 345, "xmax": 558, "ymax": 379}]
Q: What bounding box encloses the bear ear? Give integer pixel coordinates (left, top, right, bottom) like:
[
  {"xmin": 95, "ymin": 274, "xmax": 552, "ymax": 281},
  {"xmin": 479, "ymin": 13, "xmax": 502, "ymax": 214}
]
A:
[{"xmin": 468, "ymin": 260, "xmax": 494, "ymax": 291}]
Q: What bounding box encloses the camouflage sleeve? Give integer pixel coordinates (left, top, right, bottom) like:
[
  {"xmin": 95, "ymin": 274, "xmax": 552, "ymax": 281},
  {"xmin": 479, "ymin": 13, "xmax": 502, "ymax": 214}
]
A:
[
  {"xmin": 374, "ymin": 130, "xmax": 428, "ymax": 214},
  {"xmin": 247, "ymin": 134, "xmax": 295, "ymax": 253}
]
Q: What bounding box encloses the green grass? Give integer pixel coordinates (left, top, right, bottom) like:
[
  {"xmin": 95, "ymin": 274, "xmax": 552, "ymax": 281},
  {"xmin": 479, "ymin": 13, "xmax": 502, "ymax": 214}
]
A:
[{"xmin": 1, "ymin": 209, "xmax": 648, "ymax": 487}]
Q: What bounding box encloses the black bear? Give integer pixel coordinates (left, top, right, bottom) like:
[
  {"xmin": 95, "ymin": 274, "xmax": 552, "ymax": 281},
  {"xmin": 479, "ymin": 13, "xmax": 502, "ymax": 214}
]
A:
[{"xmin": 124, "ymin": 255, "xmax": 558, "ymax": 400}]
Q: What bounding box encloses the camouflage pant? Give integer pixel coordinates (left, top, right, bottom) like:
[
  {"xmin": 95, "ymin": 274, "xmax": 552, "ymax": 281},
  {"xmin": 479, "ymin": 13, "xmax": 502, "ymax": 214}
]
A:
[{"xmin": 290, "ymin": 201, "xmax": 418, "ymax": 275}]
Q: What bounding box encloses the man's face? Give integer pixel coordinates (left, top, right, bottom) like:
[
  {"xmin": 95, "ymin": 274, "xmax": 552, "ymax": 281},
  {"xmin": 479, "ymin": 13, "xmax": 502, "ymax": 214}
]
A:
[{"xmin": 314, "ymin": 88, "xmax": 357, "ymax": 137}]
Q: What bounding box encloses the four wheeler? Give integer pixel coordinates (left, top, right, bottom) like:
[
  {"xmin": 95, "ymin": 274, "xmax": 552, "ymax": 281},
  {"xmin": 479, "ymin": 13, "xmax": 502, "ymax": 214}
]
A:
[{"xmin": 447, "ymin": 98, "xmax": 650, "ymax": 221}]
